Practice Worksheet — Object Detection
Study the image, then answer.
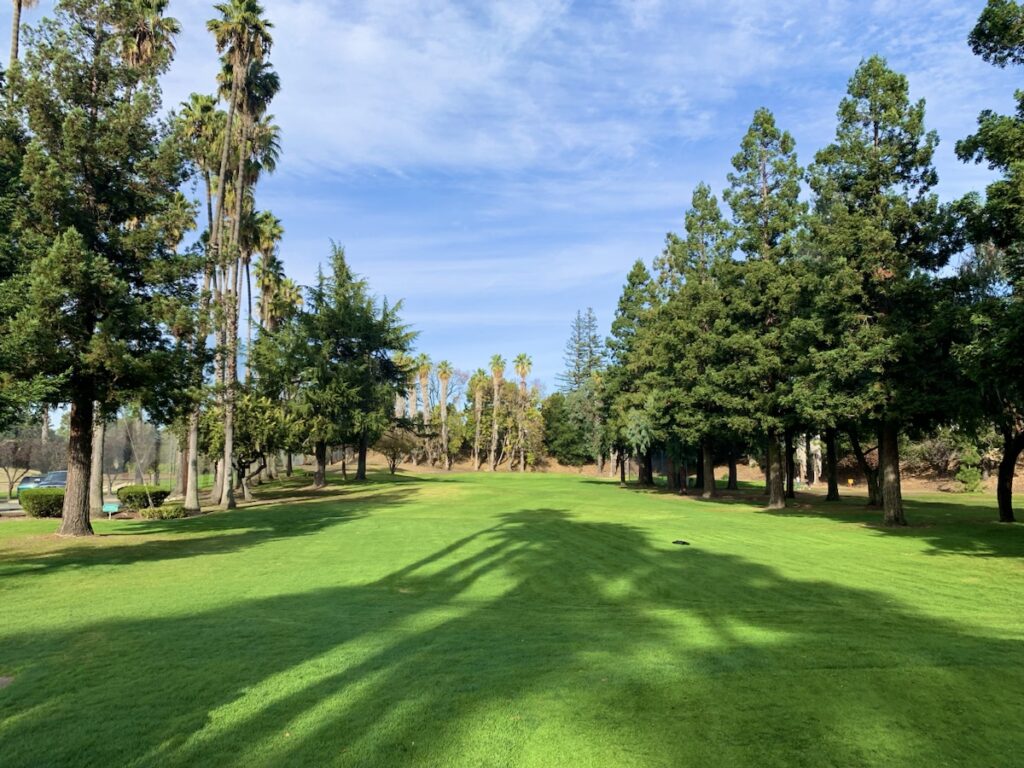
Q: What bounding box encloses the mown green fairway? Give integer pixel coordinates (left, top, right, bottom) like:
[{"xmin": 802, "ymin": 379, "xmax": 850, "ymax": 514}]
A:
[{"xmin": 1, "ymin": 472, "xmax": 1022, "ymax": 767}]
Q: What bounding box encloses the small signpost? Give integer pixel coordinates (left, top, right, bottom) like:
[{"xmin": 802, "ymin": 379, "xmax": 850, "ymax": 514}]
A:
[{"xmin": 101, "ymin": 502, "xmax": 120, "ymax": 521}]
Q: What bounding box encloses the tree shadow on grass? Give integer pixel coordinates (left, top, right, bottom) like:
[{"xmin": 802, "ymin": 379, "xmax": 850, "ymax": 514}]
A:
[
  {"xmin": 1, "ymin": 508, "xmax": 1022, "ymax": 767},
  {"xmin": 0, "ymin": 488, "xmax": 417, "ymax": 578},
  {"xmin": 597, "ymin": 478, "xmax": 1024, "ymax": 560}
]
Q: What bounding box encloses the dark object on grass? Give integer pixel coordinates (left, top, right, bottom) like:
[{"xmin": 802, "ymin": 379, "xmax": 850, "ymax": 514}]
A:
[{"xmin": 673, "ymin": 540, "xmax": 690, "ymax": 546}]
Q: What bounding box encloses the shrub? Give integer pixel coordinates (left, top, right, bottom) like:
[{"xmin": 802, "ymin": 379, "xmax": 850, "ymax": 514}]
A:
[
  {"xmin": 20, "ymin": 488, "xmax": 64, "ymax": 518},
  {"xmin": 139, "ymin": 503, "xmax": 185, "ymax": 520},
  {"xmin": 116, "ymin": 485, "xmax": 170, "ymax": 510},
  {"xmin": 955, "ymin": 446, "xmax": 983, "ymax": 493}
]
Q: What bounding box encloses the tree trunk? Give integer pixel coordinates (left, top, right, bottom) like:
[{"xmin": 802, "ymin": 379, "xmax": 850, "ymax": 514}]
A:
[
  {"xmin": 666, "ymin": 456, "xmax": 677, "ymax": 492},
  {"xmin": 489, "ymin": 383, "xmax": 501, "ymax": 471},
  {"xmin": 766, "ymin": 429, "xmax": 785, "ymax": 510},
  {"xmin": 784, "ymin": 428, "xmax": 796, "ymax": 499},
  {"xmin": 174, "ymin": 445, "xmax": 187, "ymax": 496},
  {"xmin": 152, "ymin": 430, "xmax": 162, "ymax": 488},
  {"xmin": 702, "ymin": 442, "xmax": 716, "ymax": 499},
  {"xmin": 880, "ymin": 421, "xmax": 905, "ymax": 526},
  {"xmin": 825, "ymin": 426, "xmax": 840, "ymax": 502},
  {"xmin": 89, "ymin": 413, "xmax": 105, "ymax": 516},
  {"xmin": 356, "ymin": 432, "xmax": 368, "ymax": 481},
  {"xmin": 695, "ymin": 454, "xmax": 704, "ymax": 492},
  {"xmin": 10, "ymin": 1, "xmax": 22, "ymax": 69},
  {"xmin": 639, "ymin": 451, "xmax": 654, "ymax": 486},
  {"xmin": 618, "ymin": 451, "xmax": 626, "ymax": 486},
  {"xmin": 473, "ymin": 401, "xmax": 483, "ymax": 470},
  {"xmin": 286, "ymin": 452, "xmax": 293, "ymax": 477},
  {"xmin": 850, "ymin": 431, "xmax": 880, "ymax": 507},
  {"xmin": 727, "ymin": 451, "xmax": 738, "ymax": 491},
  {"xmin": 59, "ymin": 398, "xmax": 95, "ymax": 536},
  {"xmin": 314, "ymin": 440, "xmax": 327, "ymax": 488},
  {"xmin": 996, "ymin": 430, "xmax": 1022, "ymax": 524},
  {"xmin": 184, "ymin": 407, "xmax": 201, "ymax": 513},
  {"xmin": 440, "ymin": 380, "xmax": 450, "ymax": 470}
]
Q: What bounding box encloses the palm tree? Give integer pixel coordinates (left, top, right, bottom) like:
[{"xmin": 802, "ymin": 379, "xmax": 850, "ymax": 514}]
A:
[
  {"xmin": 470, "ymin": 369, "xmax": 487, "ymax": 471},
  {"xmin": 120, "ymin": 0, "xmax": 181, "ymax": 70},
  {"xmin": 416, "ymin": 354, "xmax": 432, "ymax": 424},
  {"xmin": 437, "ymin": 361, "xmax": 453, "ymax": 470},
  {"xmin": 9, "ymin": 0, "xmax": 38, "ymax": 68},
  {"xmin": 244, "ymin": 209, "xmax": 282, "ymax": 377},
  {"xmin": 489, "ymin": 355, "xmax": 505, "ymax": 471},
  {"xmin": 179, "ymin": 93, "xmax": 222, "ymax": 233},
  {"xmin": 207, "ymin": 0, "xmax": 273, "ymax": 508},
  {"xmin": 513, "ymin": 353, "xmax": 532, "ymax": 471}
]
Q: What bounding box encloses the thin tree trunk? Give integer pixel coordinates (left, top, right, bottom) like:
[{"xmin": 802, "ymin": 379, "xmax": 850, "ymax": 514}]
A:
[
  {"xmin": 618, "ymin": 450, "xmax": 626, "ymax": 486},
  {"xmin": 152, "ymin": 429, "xmax": 162, "ymax": 488},
  {"xmin": 680, "ymin": 459, "xmax": 689, "ymax": 495},
  {"xmin": 10, "ymin": 1, "xmax": 22, "ymax": 69},
  {"xmin": 174, "ymin": 444, "xmax": 188, "ymax": 496},
  {"xmin": 356, "ymin": 432, "xmax": 368, "ymax": 480},
  {"xmin": 489, "ymin": 383, "xmax": 501, "ymax": 471},
  {"xmin": 666, "ymin": 456, "xmax": 677, "ymax": 492},
  {"xmin": 314, "ymin": 440, "xmax": 327, "ymax": 488},
  {"xmin": 59, "ymin": 398, "xmax": 95, "ymax": 536},
  {"xmin": 805, "ymin": 434, "xmax": 815, "ymax": 486},
  {"xmin": 727, "ymin": 451, "xmax": 738, "ymax": 491},
  {"xmin": 184, "ymin": 407, "xmax": 201, "ymax": 513},
  {"xmin": 440, "ymin": 380, "xmax": 450, "ymax": 470},
  {"xmin": 996, "ymin": 430, "xmax": 1023, "ymax": 523},
  {"xmin": 473, "ymin": 398, "xmax": 483, "ymax": 470},
  {"xmin": 641, "ymin": 451, "xmax": 654, "ymax": 487},
  {"xmin": 286, "ymin": 452, "xmax": 293, "ymax": 477},
  {"xmin": 825, "ymin": 426, "xmax": 840, "ymax": 502},
  {"xmin": 849, "ymin": 430, "xmax": 880, "ymax": 507},
  {"xmin": 89, "ymin": 413, "xmax": 105, "ymax": 516},
  {"xmin": 785, "ymin": 428, "xmax": 796, "ymax": 499},
  {"xmin": 880, "ymin": 420, "xmax": 906, "ymax": 526},
  {"xmin": 702, "ymin": 442, "xmax": 716, "ymax": 499},
  {"xmin": 766, "ymin": 429, "xmax": 785, "ymax": 510},
  {"xmin": 244, "ymin": 259, "xmax": 253, "ymax": 383},
  {"xmin": 695, "ymin": 454, "xmax": 704, "ymax": 492},
  {"xmin": 211, "ymin": 459, "xmax": 223, "ymax": 505}
]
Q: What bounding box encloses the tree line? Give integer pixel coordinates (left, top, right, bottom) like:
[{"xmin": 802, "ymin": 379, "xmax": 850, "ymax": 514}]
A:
[{"xmin": 587, "ymin": 6, "xmax": 1024, "ymax": 526}]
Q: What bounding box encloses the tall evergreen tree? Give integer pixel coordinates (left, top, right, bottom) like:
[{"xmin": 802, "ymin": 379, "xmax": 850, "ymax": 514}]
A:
[
  {"xmin": 723, "ymin": 108, "xmax": 806, "ymax": 510},
  {"xmin": 3, "ymin": 0, "xmax": 192, "ymax": 536},
  {"xmin": 809, "ymin": 56, "xmax": 960, "ymax": 526}
]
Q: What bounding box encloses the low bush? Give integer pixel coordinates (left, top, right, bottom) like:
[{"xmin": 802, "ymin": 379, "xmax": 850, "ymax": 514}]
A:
[
  {"xmin": 139, "ymin": 503, "xmax": 186, "ymax": 520},
  {"xmin": 20, "ymin": 488, "xmax": 64, "ymax": 518},
  {"xmin": 116, "ymin": 485, "xmax": 170, "ymax": 510}
]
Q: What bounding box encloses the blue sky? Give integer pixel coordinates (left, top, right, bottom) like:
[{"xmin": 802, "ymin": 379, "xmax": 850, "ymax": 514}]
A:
[{"xmin": 7, "ymin": 1, "xmax": 1018, "ymax": 390}]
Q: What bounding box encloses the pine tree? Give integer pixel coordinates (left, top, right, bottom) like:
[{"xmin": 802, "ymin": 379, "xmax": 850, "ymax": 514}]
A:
[
  {"xmin": 722, "ymin": 108, "xmax": 807, "ymax": 510},
  {"xmin": 809, "ymin": 56, "xmax": 961, "ymax": 526},
  {"xmin": 2, "ymin": 0, "xmax": 193, "ymax": 536}
]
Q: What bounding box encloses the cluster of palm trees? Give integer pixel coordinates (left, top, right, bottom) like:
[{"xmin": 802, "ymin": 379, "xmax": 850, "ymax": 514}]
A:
[
  {"xmin": 174, "ymin": 0, "xmax": 298, "ymax": 512},
  {"xmin": 399, "ymin": 353, "xmax": 539, "ymax": 472}
]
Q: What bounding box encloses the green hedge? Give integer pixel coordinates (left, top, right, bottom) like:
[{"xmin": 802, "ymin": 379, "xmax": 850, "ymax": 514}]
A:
[
  {"xmin": 116, "ymin": 485, "xmax": 170, "ymax": 510},
  {"xmin": 139, "ymin": 503, "xmax": 186, "ymax": 520},
  {"xmin": 20, "ymin": 488, "xmax": 64, "ymax": 518}
]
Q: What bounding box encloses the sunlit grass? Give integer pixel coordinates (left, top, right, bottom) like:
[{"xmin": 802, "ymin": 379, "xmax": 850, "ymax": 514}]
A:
[{"xmin": 0, "ymin": 471, "xmax": 1021, "ymax": 767}]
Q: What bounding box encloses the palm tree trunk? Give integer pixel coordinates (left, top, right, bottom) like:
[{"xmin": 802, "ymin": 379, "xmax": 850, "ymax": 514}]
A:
[
  {"xmin": 10, "ymin": 1, "xmax": 22, "ymax": 69},
  {"xmin": 89, "ymin": 411, "xmax": 105, "ymax": 516},
  {"xmin": 489, "ymin": 383, "xmax": 500, "ymax": 471},
  {"xmin": 184, "ymin": 406, "xmax": 201, "ymax": 512},
  {"xmin": 244, "ymin": 258, "xmax": 253, "ymax": 383},
  {"xmin": 440, "ymin": 382, "xmax": 450, "ymax": 470},
  {"xmin": 473, "ymin": 400, "xmax": 482, "ymax": 470}
]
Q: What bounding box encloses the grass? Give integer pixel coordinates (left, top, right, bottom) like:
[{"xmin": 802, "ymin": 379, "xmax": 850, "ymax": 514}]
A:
[{"xmin": 0, "ymin": 471, "xmax": 1022, "ymax": 767}]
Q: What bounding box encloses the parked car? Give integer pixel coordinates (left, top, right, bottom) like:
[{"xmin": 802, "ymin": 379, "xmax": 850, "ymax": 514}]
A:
[
  {"xmin": 15, "ymin": 475, "xmax": 44, "ymax": 498},
  {"xmin": 36, "ymin": 471, "xmax": 68, "ymax": 489}
]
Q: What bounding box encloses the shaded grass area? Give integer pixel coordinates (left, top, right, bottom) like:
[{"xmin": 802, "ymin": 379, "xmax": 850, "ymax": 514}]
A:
[{"xmin": 0, "ymin": 472, "xmax": 1022, "ymax": 767}]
